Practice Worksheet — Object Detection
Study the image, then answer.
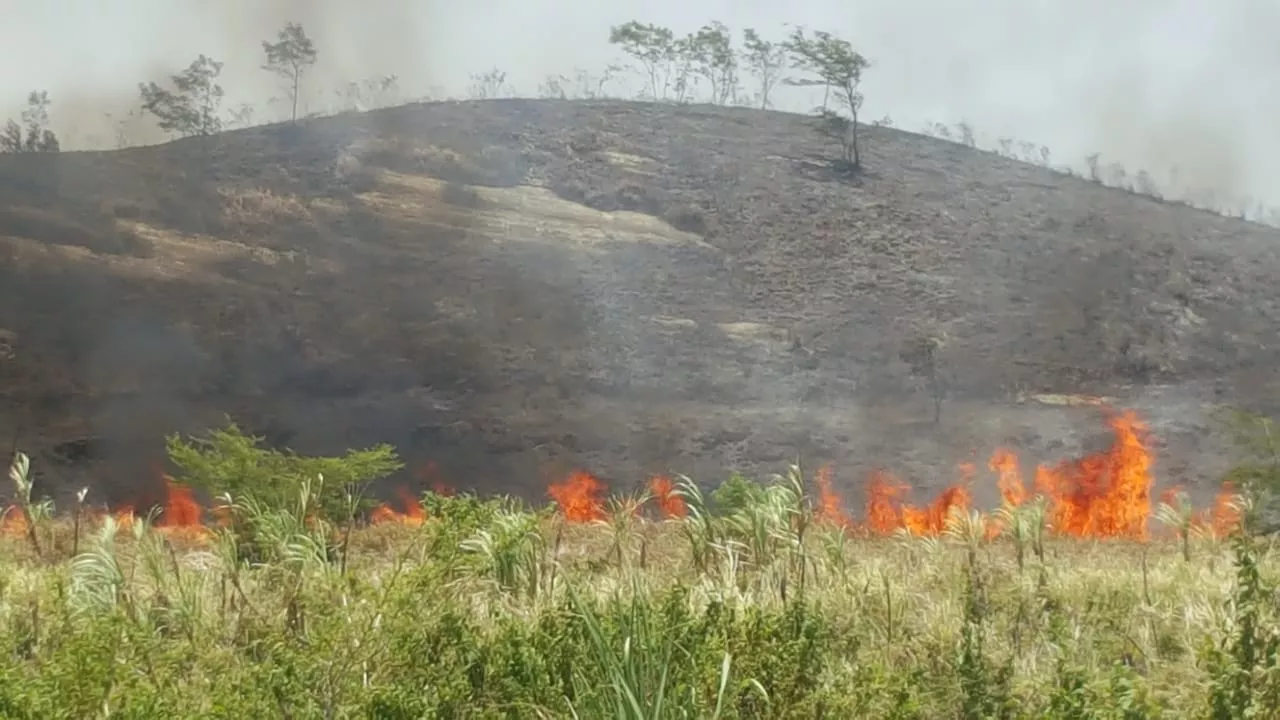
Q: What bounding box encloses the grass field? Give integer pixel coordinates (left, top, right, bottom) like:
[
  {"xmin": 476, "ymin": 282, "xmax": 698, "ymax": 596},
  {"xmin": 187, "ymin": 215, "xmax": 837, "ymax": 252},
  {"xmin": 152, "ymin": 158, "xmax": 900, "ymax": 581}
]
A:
[{"xmin": 0, "ymin": 414, "xmax": 1277, "ymax": 718}]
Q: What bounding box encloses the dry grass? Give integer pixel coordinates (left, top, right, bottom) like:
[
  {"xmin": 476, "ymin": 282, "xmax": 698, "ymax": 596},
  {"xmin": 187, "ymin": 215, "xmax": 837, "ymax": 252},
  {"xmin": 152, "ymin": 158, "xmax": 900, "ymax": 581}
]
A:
[{"xmin": 0, "ymin": 496, "xmax": 1275, "ymax": 716}]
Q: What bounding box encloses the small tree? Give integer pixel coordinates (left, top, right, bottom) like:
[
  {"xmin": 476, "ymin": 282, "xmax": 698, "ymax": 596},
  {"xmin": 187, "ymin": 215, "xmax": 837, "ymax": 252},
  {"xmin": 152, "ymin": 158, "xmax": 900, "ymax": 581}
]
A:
[
  {"xmin": 785, "ymin": 27, "xmax": 870, "ymax": 171},
  {"xmin": 262, "ymin": 22, "xmax": 318, "ymax": 123},
  {"xmin": 139, "ymin": 55, "xmax": 225, "ymax": 138},
  {"xmin": 670, "ymin": 35, "xmax": 699, "ymax": 103},
  {"xmin": 167, "ymin": 422, "xmax": 403, "ymax": 521},
  {"xmin": 740, "ymin": 28, "xmax": 788, "ymax": 110},
  {"xmin": 1, "ymin": 91, "xmax": 60, "ymax": 153},
  {"xmin": 688, "ymin": 21, "xmax": 737, "ymax": 105},
  {"xmin": 609, "ymin": 21, "xmax": 677, "ymax": 101}
]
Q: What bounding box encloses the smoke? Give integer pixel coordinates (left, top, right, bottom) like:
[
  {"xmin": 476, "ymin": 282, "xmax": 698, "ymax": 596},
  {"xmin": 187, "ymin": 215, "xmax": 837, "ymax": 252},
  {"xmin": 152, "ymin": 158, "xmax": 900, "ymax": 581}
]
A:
[{"xmin": 2, "ymin": 1, "xmax": 1277, "ymax": 202}]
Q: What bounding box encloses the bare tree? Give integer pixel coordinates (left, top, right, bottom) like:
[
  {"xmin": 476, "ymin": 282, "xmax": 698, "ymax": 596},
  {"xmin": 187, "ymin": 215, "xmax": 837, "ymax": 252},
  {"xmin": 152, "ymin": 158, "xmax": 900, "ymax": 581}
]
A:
[
  {"xmin": 227, "ymin": 103, "xmax": 256, "ymax": 129},
  {"xmin": 900, "ymin": 335, "xmax": 946, "ymax": 424},
  {"xmin": 468, "ymin": 68, "xmax": 510, "ymax": 99},
  {"xmin": 262, "ymin": 22, "xmax": 318, "ymax": 123}
]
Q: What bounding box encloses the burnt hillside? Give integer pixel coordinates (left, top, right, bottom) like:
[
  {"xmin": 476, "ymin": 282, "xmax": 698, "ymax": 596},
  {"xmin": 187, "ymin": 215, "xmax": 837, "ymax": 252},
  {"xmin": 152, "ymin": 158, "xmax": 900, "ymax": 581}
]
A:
[{"xmin": 0, "ymin": 98, "xmax": 1276, "ymax": 507}]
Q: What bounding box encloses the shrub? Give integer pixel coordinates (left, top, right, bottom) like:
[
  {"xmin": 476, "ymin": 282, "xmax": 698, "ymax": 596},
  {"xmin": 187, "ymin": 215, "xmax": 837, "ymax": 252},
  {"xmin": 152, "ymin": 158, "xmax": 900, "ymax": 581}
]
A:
[{"xmin": 165, "ymin": 421, "xmax": 402, "ymax": 521}]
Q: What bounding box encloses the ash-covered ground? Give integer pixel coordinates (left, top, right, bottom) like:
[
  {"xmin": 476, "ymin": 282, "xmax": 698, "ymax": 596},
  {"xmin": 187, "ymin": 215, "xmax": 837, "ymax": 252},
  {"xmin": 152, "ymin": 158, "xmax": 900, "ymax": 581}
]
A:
[{"xmin": 0, "ymin": 99, "xmax": 1276, "ymax": 509}]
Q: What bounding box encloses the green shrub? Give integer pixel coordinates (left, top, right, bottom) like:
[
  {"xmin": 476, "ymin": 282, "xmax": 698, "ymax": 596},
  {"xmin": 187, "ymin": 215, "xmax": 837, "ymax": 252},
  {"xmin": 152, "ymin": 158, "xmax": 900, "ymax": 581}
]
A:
[{"xmin": 165, "ymin": 421, "xmax": 402, "ymax": 520}]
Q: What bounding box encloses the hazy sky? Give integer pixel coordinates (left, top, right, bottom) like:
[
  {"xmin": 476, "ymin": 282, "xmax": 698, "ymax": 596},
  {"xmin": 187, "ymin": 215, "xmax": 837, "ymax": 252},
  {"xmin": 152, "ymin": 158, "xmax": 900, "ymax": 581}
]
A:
[{"xmin": 3, "ymin": 0, "xmax": 1278, "ymax": 206}]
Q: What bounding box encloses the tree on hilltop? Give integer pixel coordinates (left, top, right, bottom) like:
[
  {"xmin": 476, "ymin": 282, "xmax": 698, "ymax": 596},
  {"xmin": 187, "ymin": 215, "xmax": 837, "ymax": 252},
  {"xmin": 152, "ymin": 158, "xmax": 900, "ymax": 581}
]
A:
[
  {"xmin": 1, "ymin": 91, "xmax": 60, "ymax": 153},
  {"xmin": 262, "ymin": 22, "xmax": 318, "ymax": 123},
  {"xmin": 139, "ymin": 55, "xmax": 225, "ymax": 138},
  {"xmin": 784, "ymin": 27, "xmax": 870, "ymax": 171},
  {"xmin": 740, "ymin": 28, "xmax": 788, "ymax": 110},
  {"xmin": 609, "ymin": 21, "xmax": 679, "ymax": 101},
  {"xmin": 688, "ymin": 21, "xmax": 738, "ymax": 105}
]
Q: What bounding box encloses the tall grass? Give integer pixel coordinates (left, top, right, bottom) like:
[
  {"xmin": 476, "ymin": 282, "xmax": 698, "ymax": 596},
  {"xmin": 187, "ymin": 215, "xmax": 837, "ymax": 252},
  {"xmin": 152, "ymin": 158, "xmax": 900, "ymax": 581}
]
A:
[{"xmin": 0, "ymin": 449, "xmax": 1277, "ymax": 717}]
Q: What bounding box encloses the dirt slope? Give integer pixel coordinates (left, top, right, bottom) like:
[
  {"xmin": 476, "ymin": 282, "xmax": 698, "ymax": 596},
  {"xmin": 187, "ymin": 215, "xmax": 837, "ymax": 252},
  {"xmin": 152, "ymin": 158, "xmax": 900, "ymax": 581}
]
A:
[{"xmin": 0, "ymin": 98, "xmax": 1276, "ymax": 507}]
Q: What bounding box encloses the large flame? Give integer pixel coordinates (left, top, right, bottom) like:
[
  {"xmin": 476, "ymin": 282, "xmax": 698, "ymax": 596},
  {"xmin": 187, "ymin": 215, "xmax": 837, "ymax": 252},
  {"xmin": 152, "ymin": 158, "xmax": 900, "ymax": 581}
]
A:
[
  {"xmin": 154, "ymin": 474, "xmax": 209, "ymax": 543},
  {"xmin": 815, "ymin": 408, "xmax": 1239, "ymax": 540},
  {"xmin": 549, "ymin": 470, "xmax": 606, "ymax": 522},
  {"xmin": 1026, "ymin": 410, "xmax": 1152, "ymax": 539}
]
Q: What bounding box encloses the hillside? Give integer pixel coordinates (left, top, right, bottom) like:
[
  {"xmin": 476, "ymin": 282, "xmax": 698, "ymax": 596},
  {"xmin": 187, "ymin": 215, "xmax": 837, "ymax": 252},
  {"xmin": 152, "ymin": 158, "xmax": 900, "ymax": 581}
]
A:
[{"xmin": 0, "ymin": 98, "xmax": 1277, "ymax": 508}]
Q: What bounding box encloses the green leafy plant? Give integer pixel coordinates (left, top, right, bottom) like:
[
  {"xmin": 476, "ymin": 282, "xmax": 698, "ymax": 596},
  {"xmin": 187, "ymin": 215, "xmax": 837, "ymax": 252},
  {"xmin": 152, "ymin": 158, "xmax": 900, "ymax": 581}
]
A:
[
  {"xmin": 165, "ymin": 421, "xmax": 402, "ymax": 522},
  {"xmin": 784, "ymin": 26, "xmax": 870, "ymax": 171},
  {"xmin": 139, "ymin": 54, "xmax": 226, "ymax": 138}
]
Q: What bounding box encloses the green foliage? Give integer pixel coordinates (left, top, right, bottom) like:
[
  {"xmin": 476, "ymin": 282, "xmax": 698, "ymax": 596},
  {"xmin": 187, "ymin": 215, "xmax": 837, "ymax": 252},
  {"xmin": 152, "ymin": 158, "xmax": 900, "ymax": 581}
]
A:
[
  {"xmin": 710, "ymin": 472, "xmax": 768, "ymax": 516},
  {"xmin": 687, "ymin": 22, "xmax": 738, "ymax": 105},
  {"xmin": 139, "ymin": 54, "xmax": 225, "ymax": 137},
  {"xmin": 784, "ymin": 26, "xmax": 870, "ymax": 170},
  {"xmin": 740, "ymin": 28, "xmax": 788, "ymax": 110},
  {"xmin": 164, "ymin": 421, "xmax": 401, "ymax": 520},
  {"xmin": 262, "ymin": 22, "xmax": 318, "ymax": 122},
  {"xmin": 2, "ymin": 415, "xmax": 1279, "ymax": 715},
  {"xmin": 609, "ymin": 21, "xmax": 679, "ymax": 102},
  {"xmin": 1201, "ymin": 532, "xmax": 1280, "ymax": 718},
  {"xmin": 0, "ymin": 91, "xmax": 59, "ymax": 153}
]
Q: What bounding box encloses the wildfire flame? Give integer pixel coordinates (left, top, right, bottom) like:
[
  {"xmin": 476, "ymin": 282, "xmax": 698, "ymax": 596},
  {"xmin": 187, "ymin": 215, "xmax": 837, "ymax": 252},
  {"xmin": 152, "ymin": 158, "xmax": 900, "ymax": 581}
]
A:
[
  {"xmin": 812, "ymin": 408, "xmax": 1241, "ymax": 540},
  {"xmin": 0, "ymin": 505, "xmax": 29, "ymax": 537},
  {"xmin": 548, "ymin": 470, "xmax": 606, "ymax": 522},
  {"xmin": 649, "ymin": 475, "xmax": 687, "ymax": 519},
  {"xmin": 0, "ymin": 410, "xmax": 1246, "ymax": 548},
  {"xmin": 814, "ymin": 466, "xmax": 853, "ymax": 529},
  {"xmin": 154, "ymin": 474, "xmax": 209, "ymax": 543},
  {"xmin": 370, "ymin": 488, "xmax": 426, "ymax": 527}
]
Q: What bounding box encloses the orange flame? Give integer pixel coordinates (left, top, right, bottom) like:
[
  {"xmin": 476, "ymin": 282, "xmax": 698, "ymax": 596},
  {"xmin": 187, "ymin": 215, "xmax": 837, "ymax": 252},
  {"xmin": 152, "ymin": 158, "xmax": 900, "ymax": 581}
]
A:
[
  {"xmin": 1029, "ymin": 410, "xmax": 1151, "ymax": 539},
  {"xmin": 811, "ymin": 407, "xmax": 1232, "ymax": 542},
  {"xmin": 814, "ymin": 466, "xmax": 853, "ymax": 529},
  {"xmin": 990, "ymin": 449, "xmax": 1027, "ymax": 507},
  {"xmin": 864, "ymin": 470, "xmax": 908, "ymax": 535},
  {"xmin": 0, "ymin": 505, "xmax": 29, "ymax": 537},
  {"xmin": 416, "ymin": 461, "xmax": 457, "ymax": 497},
  {"xmin": 1192, "ymin": 483, "xmax": 1242, "ymax": 539},
  {"xmin": 155, "ymin": 474, "xmax": 209, "ymax": 543},
  {"xmin": 648, "ymin": 475, "xmax": 687, "ymax": 519},
  {"xmin": 370, "ymin": 488, "xmax": 426, "ymax": 527},
  {"xmin": 156, "ymin": 476, "xmax": 202, "ymax": 527},
  {"xmin": 902, "ymin": 484, "xmax": 972, "ymax": 536},
  {"xmin": 549, "ymin": 470, "xmax": 606, "ymax": 522},
  {"xmin": 112, "ymin": 504, "xmax": 137, "ymax": 530}
]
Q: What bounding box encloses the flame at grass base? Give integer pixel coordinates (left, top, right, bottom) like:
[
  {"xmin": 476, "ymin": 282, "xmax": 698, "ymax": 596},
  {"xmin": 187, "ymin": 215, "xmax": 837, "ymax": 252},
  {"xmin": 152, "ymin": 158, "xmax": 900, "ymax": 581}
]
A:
[
  {"xmin": 649, "ymin": 475, "xmax": 688, "ymax": 519},
  {"xmin": 549, "ymin": 470, "xmax": 606, "ymax": 522},
  {"xmin": 816, "ymin": 409, "xmax": 1241, "ymax": 540},
  {"xmin": 370, "ymin": 489, "xmax": 426, "ymax": 527}
]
